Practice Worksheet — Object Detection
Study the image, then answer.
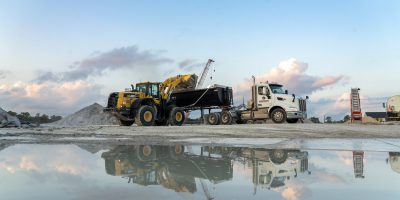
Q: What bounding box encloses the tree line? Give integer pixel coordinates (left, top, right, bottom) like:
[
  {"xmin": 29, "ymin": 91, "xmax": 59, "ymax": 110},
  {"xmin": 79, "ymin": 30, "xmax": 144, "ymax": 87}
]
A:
[{"xmin": 7, "ymin": 111, "xmax": 62, "ymax": 124}]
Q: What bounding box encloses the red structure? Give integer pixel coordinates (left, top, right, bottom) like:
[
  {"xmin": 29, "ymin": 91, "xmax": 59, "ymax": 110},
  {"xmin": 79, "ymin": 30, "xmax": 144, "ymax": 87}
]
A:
[
  {"xmin": 353, "ymin": 151, "xmax": 365, "ymax": 178},
  {"xmin": 350, "ymin": 88, "xmax": 362, "ymax": 123}
]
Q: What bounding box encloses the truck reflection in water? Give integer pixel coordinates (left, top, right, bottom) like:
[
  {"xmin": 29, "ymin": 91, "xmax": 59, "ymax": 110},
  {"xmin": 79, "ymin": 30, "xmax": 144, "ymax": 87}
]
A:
[
  {"xmin": 101, "ymin": 145, "xmax": 310, "ymax": 194},
  {"xmin": 388, "ymin": 152, "xmax": 400, "ymax": 174},
  {"xmin": 201, "ymin": 146, "xmax": 311, "ymax": 195}
]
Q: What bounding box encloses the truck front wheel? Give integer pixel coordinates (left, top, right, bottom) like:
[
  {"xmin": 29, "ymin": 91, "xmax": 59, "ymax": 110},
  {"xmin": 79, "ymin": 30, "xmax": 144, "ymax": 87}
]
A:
[
  {"xmin": 169, "ymin": 107, "xmax": 185, "ymax": 126},
  {"xmin": 271, "ymin": 108, "xmax": 286, "ymax": 123},
  {"xmin": 135, "ymin": 105, "xmax": 156, "ymax": 126},
  {"xmin": 269, "ymin": 149, "xmax": 288, "ymax": 164}
]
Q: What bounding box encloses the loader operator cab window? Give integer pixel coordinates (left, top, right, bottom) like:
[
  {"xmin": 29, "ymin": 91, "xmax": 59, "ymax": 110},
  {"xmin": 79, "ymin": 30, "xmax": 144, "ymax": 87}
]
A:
[
  {"xmin": 136, "ymin": 84, "xmax": 147, "ymax": 94},
  {"xmin": 149, "ymin": 84, "xmax": 160, "ymax": 98}
]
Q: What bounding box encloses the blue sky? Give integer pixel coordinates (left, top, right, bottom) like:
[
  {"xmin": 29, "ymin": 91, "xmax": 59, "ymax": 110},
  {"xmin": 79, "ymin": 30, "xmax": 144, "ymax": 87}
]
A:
[{"xmin": 0, "ymin": 0, "xmax": 399, "ymax": 119}]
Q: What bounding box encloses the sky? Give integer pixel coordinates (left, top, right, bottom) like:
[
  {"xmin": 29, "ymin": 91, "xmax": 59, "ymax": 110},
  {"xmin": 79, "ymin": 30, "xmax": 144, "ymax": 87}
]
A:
[{"xmin": 1, "ymin": 0, "xmax": 399, "ymax": 119}]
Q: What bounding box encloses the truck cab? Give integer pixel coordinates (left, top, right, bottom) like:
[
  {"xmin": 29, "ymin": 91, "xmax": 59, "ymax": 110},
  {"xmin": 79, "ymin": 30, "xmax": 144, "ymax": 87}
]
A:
[{"xmin": 241, "ymin": 83, "xmax": 307, "ymax": 123}]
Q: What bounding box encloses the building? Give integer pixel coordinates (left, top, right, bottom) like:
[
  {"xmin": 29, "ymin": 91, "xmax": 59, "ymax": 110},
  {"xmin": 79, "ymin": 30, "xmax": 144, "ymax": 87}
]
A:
[{"xmin": 365, "ymin": 112, "xmax": 387, "ymax": 122}]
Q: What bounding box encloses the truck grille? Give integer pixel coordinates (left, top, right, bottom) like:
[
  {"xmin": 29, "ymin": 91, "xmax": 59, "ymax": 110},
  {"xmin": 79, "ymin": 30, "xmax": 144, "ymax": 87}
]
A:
[{"xmin": 299, "ymin": 99, "xmax": 307, "ymax": 112}]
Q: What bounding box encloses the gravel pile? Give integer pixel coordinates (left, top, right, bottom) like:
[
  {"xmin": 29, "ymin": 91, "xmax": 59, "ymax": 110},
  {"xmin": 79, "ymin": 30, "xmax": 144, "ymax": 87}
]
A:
[
  {"xmin": 0, "ymin": 107, "xmax": 21, "ymax": 127},
  {"xmin": 51, "ymin": 103, "xmax": 119, "ymax": 127}
]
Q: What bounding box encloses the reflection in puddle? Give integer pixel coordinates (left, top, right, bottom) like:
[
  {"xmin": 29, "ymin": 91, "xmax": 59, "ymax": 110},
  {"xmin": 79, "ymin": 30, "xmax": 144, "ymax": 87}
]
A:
[{"xmin": 0, "ymin": 144, "xmax": 399, "ymax": 200}]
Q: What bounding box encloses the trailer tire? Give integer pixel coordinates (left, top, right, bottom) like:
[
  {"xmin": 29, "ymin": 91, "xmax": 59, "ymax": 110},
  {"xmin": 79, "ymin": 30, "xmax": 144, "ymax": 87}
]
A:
[
  {"xmin": 119, "ymin": 119, "xmax": 134, "ymax": 126},
  {"xmin": 169, "ymin": 107, "xmax": 185, "ymax": 126},
  {"xmin": 207, "ymin": 112, "xmax": 220, "ymax": 125},
  {"xmin": 271, "ymin": 108, "xmax": 286, "ymax": 124},
  {"xmin": 286, "ymin": 118, "xmax": 299, "ymax": 123},
  {"xmin": 220, "ymin": 111, "xmax": 233, "ymax": 125},
  {"xmin": 135, "ymin": 105, "xmax": 156, "ymax": 126}
]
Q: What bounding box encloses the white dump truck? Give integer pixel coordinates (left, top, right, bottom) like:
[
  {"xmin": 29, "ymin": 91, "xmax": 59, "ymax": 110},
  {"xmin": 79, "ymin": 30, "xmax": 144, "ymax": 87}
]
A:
[
  {"xmin": 385, "ymin": 95, "xmax": 400, "ymax": 121},
  {"xmin": 204, "ymin": 77, "xmax": 308, "ymax": 124}
]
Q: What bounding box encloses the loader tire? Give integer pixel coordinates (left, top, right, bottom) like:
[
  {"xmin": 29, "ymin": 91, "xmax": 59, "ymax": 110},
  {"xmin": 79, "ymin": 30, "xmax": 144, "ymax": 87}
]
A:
[
  {"xmin": 220, "ymin": 111, "xmax": 233, "ymax": 125},
  {"xmin": 119, "ymin": 119, "xmax": 134, "ymax": 126},
  {"xmin": 271, "ymin": 108, "xmax": 286, "ymax": 124},
  {"xmin": 207, "ymin": 112, "xmax": 220, "ymax": 125},
  {"xmin": 169, "ymin": 107, "xmax": 185, "ymax": 126},
  {"xmin": 135, "ymin": 105, "xmax": 156, "ymax": 126}
]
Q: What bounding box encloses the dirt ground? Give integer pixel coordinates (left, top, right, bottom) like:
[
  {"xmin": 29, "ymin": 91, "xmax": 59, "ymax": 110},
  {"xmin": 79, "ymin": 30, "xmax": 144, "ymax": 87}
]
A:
[
  {"xmin": 1, "ymin": 123, "xmax": 400, "ymax": 151},
  {"xmin": 1, "ymin": 123, "xmax": 400, "ymax": 139}
]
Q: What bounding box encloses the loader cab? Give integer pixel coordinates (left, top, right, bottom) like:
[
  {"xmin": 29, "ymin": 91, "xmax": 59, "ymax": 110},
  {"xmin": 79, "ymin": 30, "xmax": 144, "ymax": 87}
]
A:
[{"xmin": 135, "ymin": 82, "xmax": 161, "ymax": 98}]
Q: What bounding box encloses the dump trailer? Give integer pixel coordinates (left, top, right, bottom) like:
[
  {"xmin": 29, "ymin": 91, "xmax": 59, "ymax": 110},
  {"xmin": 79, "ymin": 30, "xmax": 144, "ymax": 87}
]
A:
[{"xmin": 385, "ymin": 95, "xmax": 400, "ymax": 121}]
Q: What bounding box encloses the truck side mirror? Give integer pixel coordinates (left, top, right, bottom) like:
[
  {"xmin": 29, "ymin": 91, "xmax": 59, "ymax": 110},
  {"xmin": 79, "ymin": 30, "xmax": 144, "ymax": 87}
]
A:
[
  {"xmin": 306, "ymin": 96, "xmax": 309, "ymax": 100},
  {"xmin": 383, "ymin": 103, "xmax": 386, "ymax": 108},
  {"xmin": 285, "ymin": 90, "xmax": 288, "ymax": 94}
]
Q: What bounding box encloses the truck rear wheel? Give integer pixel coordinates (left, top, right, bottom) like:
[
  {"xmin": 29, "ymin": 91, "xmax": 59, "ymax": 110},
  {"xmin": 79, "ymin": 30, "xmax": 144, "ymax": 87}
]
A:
[
  {"xmin": 119, "ymin": 119, "xmax": 134, "ymax": 126},
  {"xmin": 271, "ymin": 108, "xmax": 286, "ymax": 124},
  {"xmin": 220, "ymin": 111, "xmax": 233, "ymax": 125},
  {"xmin": 169, "ymin": 107, "xmax": 185, "ymax": 126},
  {"xmin": 286, "ymin": 118, "xmax": 299, "ymax": 123},
  {"xmin": 207, "ymin": 112, "xmax": 220, "ymax": 125},
  {"xmin": 135, "ymin": 105, "xmax": 156, "ymax": 126}
]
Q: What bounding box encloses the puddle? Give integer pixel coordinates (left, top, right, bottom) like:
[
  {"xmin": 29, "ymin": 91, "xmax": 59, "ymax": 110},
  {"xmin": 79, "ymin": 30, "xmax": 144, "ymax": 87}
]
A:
[{"xmin": 0, "ymin": 144, "xmax": 399, "ymax": 200}]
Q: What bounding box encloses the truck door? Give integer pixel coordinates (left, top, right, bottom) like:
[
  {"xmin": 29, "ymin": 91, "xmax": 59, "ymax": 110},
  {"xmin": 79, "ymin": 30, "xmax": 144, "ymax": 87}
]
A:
[{"xmin": 257, "ymin": 86, "xmax": 273, "ymax": 109}]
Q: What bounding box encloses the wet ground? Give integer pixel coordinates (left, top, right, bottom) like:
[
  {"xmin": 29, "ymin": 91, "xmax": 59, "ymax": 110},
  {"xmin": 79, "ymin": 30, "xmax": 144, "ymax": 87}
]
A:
[
  {"xmin": 1, "ymin": 141, "xmax": 400, "ymax": 200},
  {"xmin": 1, "ymin": 124, "xmax": 400, "ymax": 199}
]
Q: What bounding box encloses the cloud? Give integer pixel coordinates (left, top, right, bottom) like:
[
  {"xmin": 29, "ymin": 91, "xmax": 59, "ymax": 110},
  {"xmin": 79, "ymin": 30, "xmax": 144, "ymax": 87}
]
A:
[
  {"xmin": 234, "ymin": 58, "xmax": 346, "ymax": 100},
  {"xmin": 281, "ymin": 186, "xmax": 311, "ymax": 200},
  {"xmin": 35, "ymin": 45, "xmax": 174, "ymax": 82},
  {"xmin": 0, "ymin": 70, "xmax": 9, "ymax": 79},
  {"xmin": 0, "ymin": 80, "xmax": 103, "ymax": 115},
  {"xmin": 178, "ymin": 59, "xmax": 204, "ymax": 72}
]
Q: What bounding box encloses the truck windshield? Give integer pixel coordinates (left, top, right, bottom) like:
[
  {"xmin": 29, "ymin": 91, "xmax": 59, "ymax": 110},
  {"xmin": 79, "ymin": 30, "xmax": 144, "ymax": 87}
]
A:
[{"xmin": 269, "ymin": 84, "xmax": 285, "ymax": 94}]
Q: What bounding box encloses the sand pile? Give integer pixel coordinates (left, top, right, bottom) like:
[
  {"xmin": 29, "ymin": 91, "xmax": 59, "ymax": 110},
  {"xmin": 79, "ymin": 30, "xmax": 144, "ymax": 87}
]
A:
[
  {"xmin": 0, "ymin": 107, "xmax": 21, "ymax": 127},
  {"xmin": 362, "ymin": 116, "xmax": 380, "ymax": 124},
  {"xmin": 51, "ymin": 103, "xmax": 119, "ymax": 127}
]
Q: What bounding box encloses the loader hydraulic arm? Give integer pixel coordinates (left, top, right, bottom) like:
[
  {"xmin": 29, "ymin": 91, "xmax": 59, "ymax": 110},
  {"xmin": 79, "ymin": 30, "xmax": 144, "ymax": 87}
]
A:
[{"xmin": 159, "ymin": 74, "xmax": 198, "ymax": 100}]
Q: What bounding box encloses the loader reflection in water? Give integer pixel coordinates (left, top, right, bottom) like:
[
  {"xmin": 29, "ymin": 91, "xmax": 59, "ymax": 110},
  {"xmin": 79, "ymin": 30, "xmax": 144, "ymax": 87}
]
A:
[
  {"xmin": 101, "ymin": 145, "xmax": 310, "ymax": 194},
  {"xmin": 101, "ymin": 145, "xmax": 233, "ymax": 193}
]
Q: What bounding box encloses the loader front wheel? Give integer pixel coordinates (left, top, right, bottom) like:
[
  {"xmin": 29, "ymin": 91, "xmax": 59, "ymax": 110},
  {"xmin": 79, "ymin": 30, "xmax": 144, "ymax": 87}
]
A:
[
  {"xmin": 135, "ymin": 105, "xmax": 156, "ymax": 126},
  {"xmin": 169, "ymin": 107, "xmax": 185, "ymax": 126}
]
